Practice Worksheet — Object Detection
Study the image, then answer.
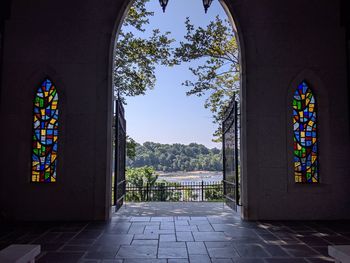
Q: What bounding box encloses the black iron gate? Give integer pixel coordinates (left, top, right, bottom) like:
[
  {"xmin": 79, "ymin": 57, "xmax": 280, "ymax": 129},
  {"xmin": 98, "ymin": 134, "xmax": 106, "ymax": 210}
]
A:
[
  {"xmin": 114, "ymin": 99, "xmax": 126, "ymax": 212},
  {"xmin": 222, "ymin": 100, "xmax": 240, "ymax": 211}
]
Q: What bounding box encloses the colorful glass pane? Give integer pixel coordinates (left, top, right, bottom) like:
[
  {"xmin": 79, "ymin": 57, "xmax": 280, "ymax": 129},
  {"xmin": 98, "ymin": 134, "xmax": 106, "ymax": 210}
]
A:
[
  {"xmin": 31, "ymin": 78, "xmax": 58, "ymax": 183},
  {"xmin": 293, "ymin": 81, "xmax": 318, "ymax": 183}
]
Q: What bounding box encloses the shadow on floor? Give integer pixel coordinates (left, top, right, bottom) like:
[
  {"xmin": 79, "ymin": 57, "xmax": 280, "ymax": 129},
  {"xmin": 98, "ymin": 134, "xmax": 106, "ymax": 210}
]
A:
[
  {"xmin": 116, "ymin": 202, "xmax": 240, "ymax": 217},
  {"xmin": 0, "ymin": 202, "xmax": 346, "ymax": 262}
]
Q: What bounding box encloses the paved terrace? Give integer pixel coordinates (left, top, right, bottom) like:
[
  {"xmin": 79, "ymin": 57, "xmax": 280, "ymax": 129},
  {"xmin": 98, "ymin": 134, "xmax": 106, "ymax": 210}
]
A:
[{"xmin": 0, "ymin": 202, "xmax": 349, "ymax": 262}]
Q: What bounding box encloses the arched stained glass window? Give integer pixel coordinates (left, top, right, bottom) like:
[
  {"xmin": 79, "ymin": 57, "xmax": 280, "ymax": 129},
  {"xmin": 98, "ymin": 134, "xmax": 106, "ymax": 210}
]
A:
[
  {"xmin": 293, "ymin": 81, "xmax": 318, "ymax": 183},
  {"xmin": 32, "ymin": 78, "xmax": 59, "ymax": 183}
]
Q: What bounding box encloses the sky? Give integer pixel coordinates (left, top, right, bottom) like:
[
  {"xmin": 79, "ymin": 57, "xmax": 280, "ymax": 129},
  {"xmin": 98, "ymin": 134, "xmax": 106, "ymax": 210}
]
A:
[{"xmin": 122, "ymin": 0, "xmax": 231, "ymax": 149}]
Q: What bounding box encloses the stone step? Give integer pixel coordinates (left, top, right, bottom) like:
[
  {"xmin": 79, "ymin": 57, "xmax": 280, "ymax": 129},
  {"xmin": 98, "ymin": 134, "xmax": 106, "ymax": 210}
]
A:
[
  {"xmin": 0, "ymin": 244, "xmax": 41, "ymax": 263},
  {"xmin": 328, "ymin": 245, "xmax": 350, "ymax": 263}
]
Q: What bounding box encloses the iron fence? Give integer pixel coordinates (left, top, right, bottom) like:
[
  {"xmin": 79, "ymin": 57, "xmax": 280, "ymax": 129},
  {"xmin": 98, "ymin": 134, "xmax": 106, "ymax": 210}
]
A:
[{"xmin": 126, "ymin": 181, "xmax": 223, "ymax": 202}]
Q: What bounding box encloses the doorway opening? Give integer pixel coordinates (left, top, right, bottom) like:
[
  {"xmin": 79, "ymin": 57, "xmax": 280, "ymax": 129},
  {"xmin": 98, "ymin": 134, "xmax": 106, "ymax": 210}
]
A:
[{"xmin": 110, "ymin": 0, "xmax": 244, "ymax": 217}]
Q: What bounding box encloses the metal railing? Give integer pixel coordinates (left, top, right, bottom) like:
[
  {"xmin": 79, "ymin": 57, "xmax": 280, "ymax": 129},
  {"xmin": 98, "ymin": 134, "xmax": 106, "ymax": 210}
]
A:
[{"xmin": 125, "ymin": 181, "xmax": 223, "ymax": 202}]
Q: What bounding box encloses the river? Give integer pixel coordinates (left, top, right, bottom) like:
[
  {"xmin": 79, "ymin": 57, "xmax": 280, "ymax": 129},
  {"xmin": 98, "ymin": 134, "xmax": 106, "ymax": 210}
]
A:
[{"xmin": 156, "ymin": 171, "xmax": 222, "ymax": 183}]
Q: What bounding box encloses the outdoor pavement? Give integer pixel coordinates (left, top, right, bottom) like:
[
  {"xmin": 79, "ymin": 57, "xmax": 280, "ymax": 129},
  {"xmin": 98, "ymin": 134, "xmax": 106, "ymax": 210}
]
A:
[
  {"xmin": 0, "ymin": 202, "xmax": 348, "ymax": 262},
  {"xmin": 117, "ymin": 201, "xmax": 235, "ymax": 216}
]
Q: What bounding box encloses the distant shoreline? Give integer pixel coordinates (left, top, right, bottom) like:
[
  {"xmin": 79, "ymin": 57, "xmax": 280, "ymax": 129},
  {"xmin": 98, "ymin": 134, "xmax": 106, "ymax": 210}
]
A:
[
  {"xmin": 157, "ymin": 170, "xmax": 222, "ymax": 177},
  {"xmin": 157, "ymin": 171, "xmax": 222, "ymax": 183}
]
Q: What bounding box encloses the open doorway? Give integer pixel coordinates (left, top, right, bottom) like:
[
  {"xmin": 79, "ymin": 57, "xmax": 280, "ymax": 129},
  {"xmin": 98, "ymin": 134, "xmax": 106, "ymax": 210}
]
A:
[{"xmin": 110, "ymin": 0, "xmax": 243, "ymax": 217}]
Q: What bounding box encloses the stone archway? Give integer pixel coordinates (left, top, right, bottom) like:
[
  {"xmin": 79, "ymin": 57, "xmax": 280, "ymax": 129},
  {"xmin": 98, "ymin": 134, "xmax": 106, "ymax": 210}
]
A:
[
  {"xmin": 1, "ymin": 0, "xmax": 347, "ymax": 222},
  {"xmin": 107, "ymin": 0, "xmax": 248, "ymax": 219}
]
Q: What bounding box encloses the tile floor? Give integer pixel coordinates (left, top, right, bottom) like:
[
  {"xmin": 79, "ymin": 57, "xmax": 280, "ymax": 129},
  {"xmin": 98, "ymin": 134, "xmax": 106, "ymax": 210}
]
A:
[{"xmin": 0, "ymin": 202, "xmax": 348, "ymax": 262}]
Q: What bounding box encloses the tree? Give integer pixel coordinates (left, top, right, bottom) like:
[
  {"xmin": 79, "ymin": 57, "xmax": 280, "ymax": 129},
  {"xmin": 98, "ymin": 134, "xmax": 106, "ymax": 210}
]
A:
[
  {"xmin": 113, "ymin": 0, "xmax": 175, "ymax": 100},
  {"xmin": 126, "ymin": 136, "xmax": 137, "ymax": 160},
  {"xmin": 174, "ymin": 16, "xmax": 240, "ymax": 142},
  {"xmin": 126, "ymin": 166, "xmax": 158, "ymax": 201},
  {"xmin": 126, "ymin": 141, "xmax": 222, "ymax": 172}
]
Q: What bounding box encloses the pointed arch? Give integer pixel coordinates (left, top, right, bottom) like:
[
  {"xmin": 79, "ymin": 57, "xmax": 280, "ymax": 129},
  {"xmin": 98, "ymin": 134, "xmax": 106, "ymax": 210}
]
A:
[
  {"xmin": 293, "ymin": 81, "xmax": 318, "ymax": 183},
  {"xmin": 31, "ymin": 78, "xmax": 59, "ymax": 183}
]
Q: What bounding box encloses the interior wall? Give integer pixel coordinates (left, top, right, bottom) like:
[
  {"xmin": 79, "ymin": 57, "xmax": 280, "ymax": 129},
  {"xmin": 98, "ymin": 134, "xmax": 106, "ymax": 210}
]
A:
[
  {"xmin": 0, "ymin": 0, "xmax": 12, "ymax": 106},
  {"xmin": 0, "ymin": 0, "xmax": 123, "ymax": 221},
  {"xmin": 232, "ymin": 0, "xmax": 350, "ymax": 220},
  {"xmin": 0, "ymin": 0, "xmax": 349, "ymax": 221}
]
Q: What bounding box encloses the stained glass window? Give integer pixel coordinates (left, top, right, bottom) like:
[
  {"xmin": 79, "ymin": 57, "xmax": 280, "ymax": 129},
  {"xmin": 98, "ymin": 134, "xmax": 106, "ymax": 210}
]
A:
[
  {"xmin": 32, "ymin": 78, "xmax": 59, "ymax": 183},
  {"xmin": 293, "ymin": 81, "xmax": 318, "ymax": 183}
]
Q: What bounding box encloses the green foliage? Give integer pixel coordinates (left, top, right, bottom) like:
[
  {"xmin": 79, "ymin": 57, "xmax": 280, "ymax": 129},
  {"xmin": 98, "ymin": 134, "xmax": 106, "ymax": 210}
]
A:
[
  {"xmin": 126, "ymin": 141, "xmax": 222, "ymax": 172},
  {"xmin": 204, "ymin": 184, "xmax": 223, "ymax": 201},
  {"xmin": 149, "ymin": 180, "xmax": 182, "ymax": 202},
  {"xmin": 126, "ymin": 166, "xmax": 158, "ymax": 187},
  {"xmin": 125, "ymin": 166, "xmax": 158, "ymax": 201},
  {"xmin": 114, "ymin": 0, "xmax": 175, "ymax": 100},
  {"xmin": 174, "ymin": 16, "xmax": 240, "ymax": 142},
  {"xmin": 126, "ymin": 136, "xmax": 137, "ymax": 160},
  {"xmin": 115, "ymin": 0, "xmax": 240, "ymax": 142}
]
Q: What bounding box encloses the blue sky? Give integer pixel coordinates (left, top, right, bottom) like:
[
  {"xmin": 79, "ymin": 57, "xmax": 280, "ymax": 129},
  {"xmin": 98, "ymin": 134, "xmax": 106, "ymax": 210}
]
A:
[{"xmin": 123, "ymin": 0, "xmax": 230, "ymax": 149}]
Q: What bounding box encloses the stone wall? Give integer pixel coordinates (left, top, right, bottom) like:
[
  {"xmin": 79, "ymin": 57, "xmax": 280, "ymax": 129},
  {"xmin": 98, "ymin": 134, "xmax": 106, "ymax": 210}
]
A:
[{"xmin": 0, "ymin": 0, "xmax": 349, "ymax": 221}]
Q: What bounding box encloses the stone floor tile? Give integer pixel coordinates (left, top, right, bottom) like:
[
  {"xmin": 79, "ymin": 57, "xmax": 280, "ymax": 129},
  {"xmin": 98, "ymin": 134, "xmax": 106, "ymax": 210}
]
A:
[
  {"xmin": 75, "ymin": 230, "xmax": 103, "ymax": 239},
  {"xmin": 151, "ymin": 217, "xmax": 174, "ymax": 222},
  {"xmin": 61, "ymin": 245, "xmax": 92, "ymax": 252},
  {"xmin": 176, "ymin": 216, "xmax": 191, "ymax": 221},
  {"xmin": 37, "ymin": 252, "xmax": 85, "ymax": 263},
  {"xmin": 84, "ymin": 252, "xmax": 116, "ymax": 259},
  {"xmin": 176, "ymin": 225, "xmax": 195, "ymax": 232},
  {"xmin": 177, "ymin": 232, "xmax": 194, "ymax": 242},
  {"xmin": 2, "ymin": 203, "xmax": 350, "ymax": 262},
  {"xmin": 95, "ymin": 234, "xmax": 133, "ymax": 245},
  {"xmin": 127, "ymin": 224, "xmax": 145, "ymax": 234},
  {"xmin": 207, "ymin": 247, "xmax": 239, "ymax": 258},
  {"xmin": 297, "ymin": 236, "xmax": 331, "ymax": 247},
  {"xmin": 160, "ymin": 234, "xmax": 176, "ymax": 242},
  {"xmin": 88, "ymin": 244, "xmax": 120, "ymax": 253},
  {"xmin": 189, "ymin": 221, "xmax": 211, "ymax": 227},
  {"xmin": 211, "ymin": 224, "xmax": 234, "ymax": 232},
  {"xmin": 263, "ymin": 259, "xmax": 308, "ymax": 263},
  {"xmin": 310, "ymin": 246, "xmax": 329, "ymax": 257},
  {"xmin": 304, "ymin": 258, "xmax": 336, "ymax": 263},
  {"xmin": 159, "ymin": 241, "xmax": 186, "ymax": 248},
  {"xmin": 189, "ymin": 254, "xmax": 211, "ymax": 263},
  {"xmin": 130, "ymin": 217, "xmax": 151, "ymax": 222},
  {"xmin": 144, "ymin": 229, "xmax": 175, "ymax": 235},
  {"xmin": 232, "ymin": 259, "xmax": 265, "ymax": 263},
  {"xmin": 160, "ymin": 223, "xmax": 175, "ymax": 230},
  {"xmin": 281, "ymin": 245, "xmax": 321, "ymax": 257},
  {"xmin": 40, "ymin": 243, "xmax": 65, "ymax": 251},
  {"xmin": 193, "ymin": 232, "xmax": 231, "ymax": 242},
  {"xmin": 322, "ymin": 235, "xmax": 350, "ymax": 245},
  {"xmin": 68, "ymin": 238, "xmax": 96, "ymax": 245},
  {"xmin": 124, "ymin": 259, "xmax": 166, "ymax": 263},
  {"xmin": 168, "ymin": 259, "xmax": 190, "ymax": 263},
  {"xmin": 175, "ymin": 220, "xmax": 190, "ymax": 226},
  {"xmin": 131, "ymin": 239, "xmax": 158, "ymax": 246},
  {"xmin": 158, "ymin": 247, "xmax": 188, "ymax": 258},
  {"xmin": 116, "ymin": 245, "xmax": 158, "ymax": 258},
  {"xmin": 186, "ymin": 241, "xmax": 208, "ymax": 255},
  {"xmin": 262, "ymin": 245, "xmax": 289, "ymax": 257},
  {"xmin": 205, "ymin": 241, "xmax": 235, "ymax": 248},
  {"xmin": 190, "ymin": 217, "xmax": 208, "ymax": 221},
  {"xmin": 134, "ymin": 233, "xmax": 159, "ymax": 240},
  {"xmin": 132, "ymin": 221, "xmax": 160, "ymax": 226},
  {"xmin": 144, "ymin": 225, "xmax": 160, "ymax": 231},
  {"xmin": 211, "ymin": 259, "xmax": 233, "ymax": 263},
  {"xmin": 234, "ymin": 244, "xmax": 269, "ymax": 257},
  {"xmin": 230, "ymin": 237, "xmax": 265, "ymax": 246},
  {"xmin": 106, "ymin": 223, "xmax": 131, "ymax": 234},
  {"xmin": 197, "ymin": 224, "xmax": 214, "ymax": 232}
]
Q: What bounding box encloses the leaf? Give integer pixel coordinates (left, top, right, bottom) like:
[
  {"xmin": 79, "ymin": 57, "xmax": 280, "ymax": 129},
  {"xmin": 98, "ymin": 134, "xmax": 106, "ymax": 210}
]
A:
[{"xmin": 174, "ymin": 16, "xmax": 240, "ymax": 141}]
